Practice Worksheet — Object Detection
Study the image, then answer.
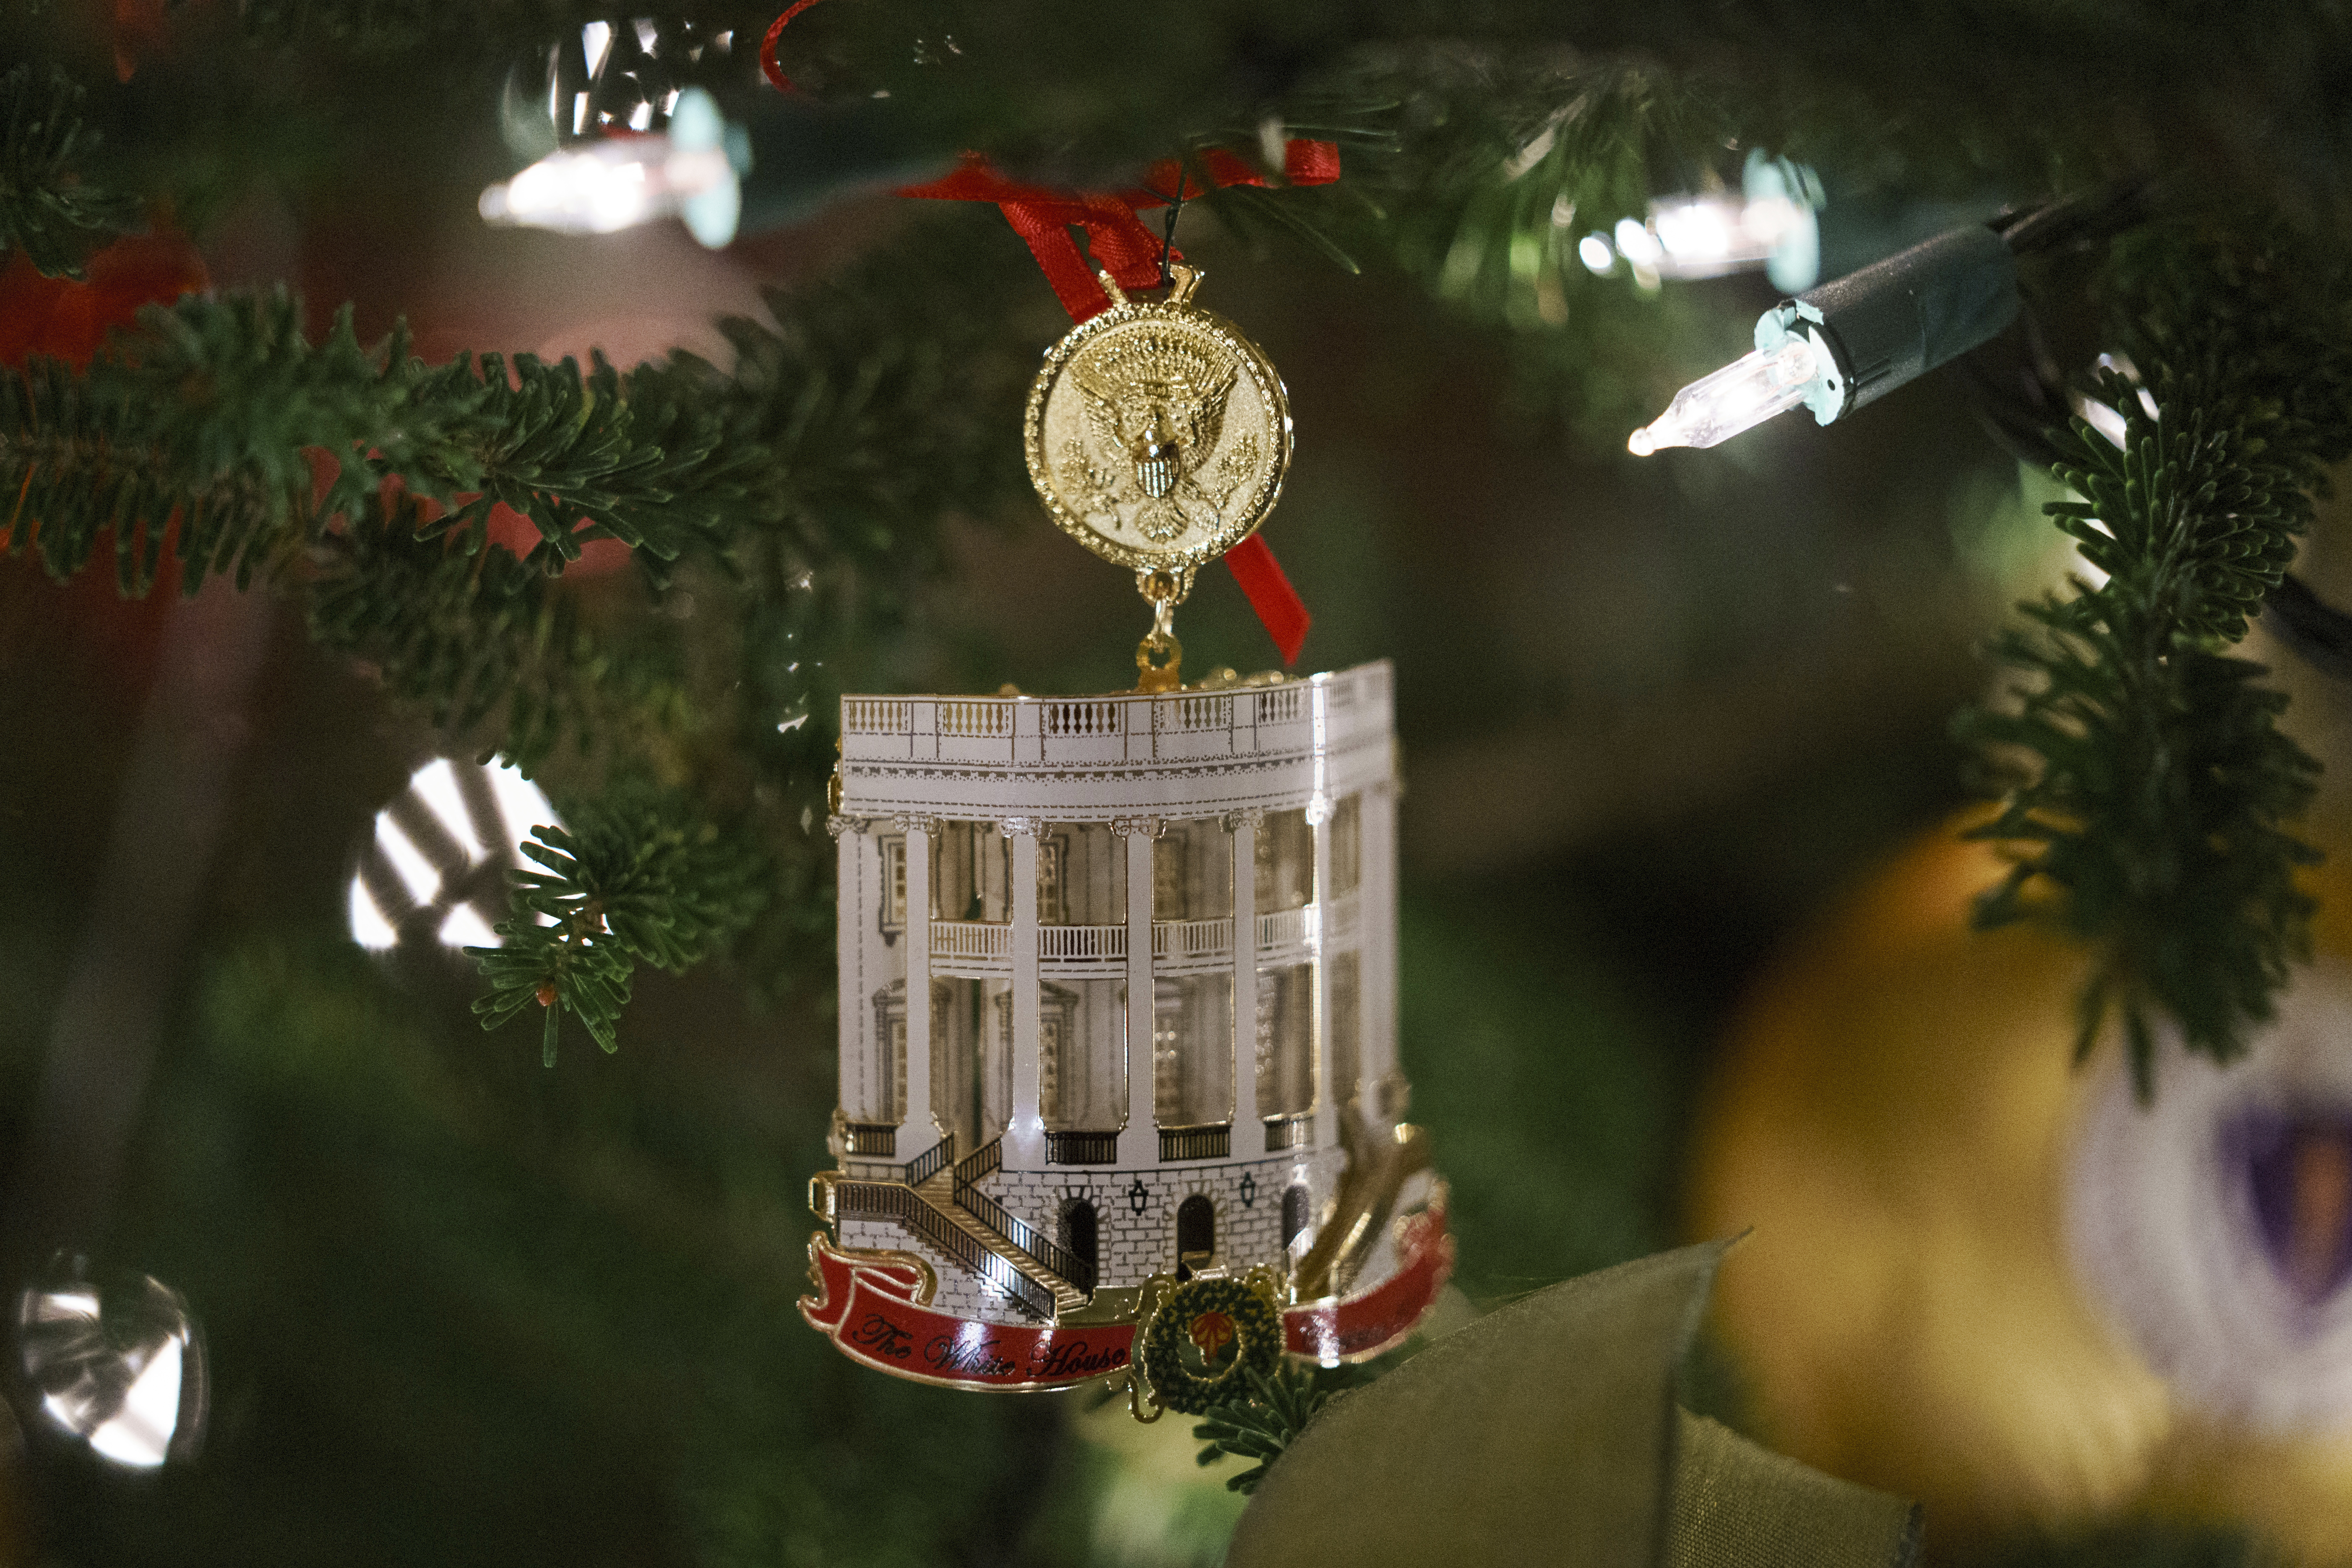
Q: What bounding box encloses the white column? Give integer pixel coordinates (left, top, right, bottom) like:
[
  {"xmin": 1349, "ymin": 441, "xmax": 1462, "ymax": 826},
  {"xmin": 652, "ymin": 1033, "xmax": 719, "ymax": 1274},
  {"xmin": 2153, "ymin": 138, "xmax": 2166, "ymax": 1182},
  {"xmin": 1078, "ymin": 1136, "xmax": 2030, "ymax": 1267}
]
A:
[
  {"xmin": 902, "ymin": 820, "xmax": 937, "ymax": 1154},
  {"xmin": 1006, "ymin": 823, "xmax": 1044, "ymax": 1169},
  {"xmin": 835, "ymin": 824, "xmax": 863, "ymax": 1129},
  {"xmin": 1116, "ymin": 825, "xmax": 1157, "ymax": 1167},
  {"xmin": 1363, "ymin": 782, "xmax": 1399, "ymax": 1122},
  {"xmin": 1230, "ymin": 813, "xmax": 1260, "ymax": 1149},
  {"xmin": 1311, "ymin": 800, "xmax": 1334, "ymax": 1142}
]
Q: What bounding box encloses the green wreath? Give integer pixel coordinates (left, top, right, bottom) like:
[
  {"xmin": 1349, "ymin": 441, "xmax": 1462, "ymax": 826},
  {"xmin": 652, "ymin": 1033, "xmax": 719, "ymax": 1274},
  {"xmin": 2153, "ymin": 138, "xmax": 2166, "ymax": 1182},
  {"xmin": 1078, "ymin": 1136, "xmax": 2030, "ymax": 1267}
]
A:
[{"xmin": 1138, "ymin": 1275, "xmax": 1283, "ymax": 1415}]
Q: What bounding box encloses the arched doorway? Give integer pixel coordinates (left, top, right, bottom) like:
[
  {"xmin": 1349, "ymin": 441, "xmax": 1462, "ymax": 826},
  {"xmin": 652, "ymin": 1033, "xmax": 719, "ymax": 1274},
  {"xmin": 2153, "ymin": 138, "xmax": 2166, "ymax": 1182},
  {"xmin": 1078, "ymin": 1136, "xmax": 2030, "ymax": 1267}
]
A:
[
  {"xmin": 1176, "ymin": 1194, "xmax": 1216, "ymax": 1279},
  {"xmin": 1060, "ymin": 1198, "xmax": 1099, "ymax": 1280},
  {"xmin": 1283, "ymin": 1183, "xmax": 1310, "ymax": 1248}
]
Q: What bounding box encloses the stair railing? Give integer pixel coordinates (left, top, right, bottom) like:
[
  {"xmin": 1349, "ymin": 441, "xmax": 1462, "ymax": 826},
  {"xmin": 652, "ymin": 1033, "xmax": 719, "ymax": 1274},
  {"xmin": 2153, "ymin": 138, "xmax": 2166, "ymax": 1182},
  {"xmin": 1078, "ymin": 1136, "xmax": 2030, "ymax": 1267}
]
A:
[
  {"xmin": 952, "ymin": 1138, "xmax": 1097, "ymax": 1295},
  {"xmin": 833, "ymin": 1176, "xmax": 1053, "ymax": 1321}
]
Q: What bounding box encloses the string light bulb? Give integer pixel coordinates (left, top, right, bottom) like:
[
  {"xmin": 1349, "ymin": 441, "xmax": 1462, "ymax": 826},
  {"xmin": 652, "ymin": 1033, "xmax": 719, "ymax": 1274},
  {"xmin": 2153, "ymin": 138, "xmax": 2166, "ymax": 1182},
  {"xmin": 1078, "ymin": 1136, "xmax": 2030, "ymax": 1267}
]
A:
[
  {"xmin": 479, "ymin": 87, "xmax": 748, "ymax": 247},
  {"xmin": 1627, "ymin": 338, "xmax": 1823, "ymax": 455},
  {"xmin": 1630, "ymin": 220, "xmax": 2021, "ymax": 456}
]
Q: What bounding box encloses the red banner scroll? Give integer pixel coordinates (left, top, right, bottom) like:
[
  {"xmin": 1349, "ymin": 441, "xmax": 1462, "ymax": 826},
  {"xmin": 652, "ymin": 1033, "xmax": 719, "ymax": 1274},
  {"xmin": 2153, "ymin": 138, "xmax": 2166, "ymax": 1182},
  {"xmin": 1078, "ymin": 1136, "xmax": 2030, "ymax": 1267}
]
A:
[
  {"xmin": 801, "ymin": 1204, "xmax": 1453, "ymax": 1391},
  {"xmin": 1285, "ymin": 1205, "xmax": 1456, "ymax": 1364}
]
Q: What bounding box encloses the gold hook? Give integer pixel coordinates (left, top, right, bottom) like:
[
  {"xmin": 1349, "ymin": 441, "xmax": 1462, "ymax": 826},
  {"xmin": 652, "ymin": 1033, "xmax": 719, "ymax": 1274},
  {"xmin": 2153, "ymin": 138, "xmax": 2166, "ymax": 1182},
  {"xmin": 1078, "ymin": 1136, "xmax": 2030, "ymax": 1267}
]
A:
[{"xmin": 1135, "ymin": 567, "xmax": 1191, "ymax": 693}]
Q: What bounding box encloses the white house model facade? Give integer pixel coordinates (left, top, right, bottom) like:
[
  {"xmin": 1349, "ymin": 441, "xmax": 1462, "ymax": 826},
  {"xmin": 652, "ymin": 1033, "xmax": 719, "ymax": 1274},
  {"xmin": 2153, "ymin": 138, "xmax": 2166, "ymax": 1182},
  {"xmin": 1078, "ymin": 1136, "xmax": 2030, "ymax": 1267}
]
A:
[{"xmin": 804, "ymin": 661, "xmax": 1450, "ymax": 1392}]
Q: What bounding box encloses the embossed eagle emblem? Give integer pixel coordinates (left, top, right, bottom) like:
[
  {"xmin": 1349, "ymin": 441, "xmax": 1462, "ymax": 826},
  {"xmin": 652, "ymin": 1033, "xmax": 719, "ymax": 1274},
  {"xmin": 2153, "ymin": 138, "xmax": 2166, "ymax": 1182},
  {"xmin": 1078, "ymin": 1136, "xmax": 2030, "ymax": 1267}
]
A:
[{"xmin": 1057, "ymin": 327, "xmax": 1261, "ymax": 544}]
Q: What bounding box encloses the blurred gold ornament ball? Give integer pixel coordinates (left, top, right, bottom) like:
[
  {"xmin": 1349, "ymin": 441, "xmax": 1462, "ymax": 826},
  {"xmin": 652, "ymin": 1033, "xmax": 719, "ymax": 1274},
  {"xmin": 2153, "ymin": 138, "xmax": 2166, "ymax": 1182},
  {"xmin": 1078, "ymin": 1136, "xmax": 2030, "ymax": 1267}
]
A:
[{"xmin": 1691, "ymin": 816, "xmax": 2352, "ymax": 1560}]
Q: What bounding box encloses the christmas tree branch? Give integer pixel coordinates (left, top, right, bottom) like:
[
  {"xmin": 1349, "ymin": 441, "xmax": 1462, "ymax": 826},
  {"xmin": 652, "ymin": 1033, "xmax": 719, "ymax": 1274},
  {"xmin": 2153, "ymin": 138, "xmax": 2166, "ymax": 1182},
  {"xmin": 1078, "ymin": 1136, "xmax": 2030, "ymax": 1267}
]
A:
[
  {"xmin": 1960, "ymin": 222, "xmax": 2352, "ymax": 1092},
  {"xmin": 1191, "ymin": 1360, "xmax": 1348, "ymax": 1495},
  {"xmin": 307, "ymin": 493, "xmax": 692, "ymax": 777},
  {"xmin": 1960, "ymin": 378, "xmax": 2321, "ymax": 1093},
  {"xmin": 0, "ymin": 208, "xmax": 1042, "ymax": 1056},
  {"xmin": 0, "ymin": 62, "xmax": 140, "ymax": 278},
  {"xmin": 470, "ymin": 781, "xmax": 769, "ymax": 1065}
]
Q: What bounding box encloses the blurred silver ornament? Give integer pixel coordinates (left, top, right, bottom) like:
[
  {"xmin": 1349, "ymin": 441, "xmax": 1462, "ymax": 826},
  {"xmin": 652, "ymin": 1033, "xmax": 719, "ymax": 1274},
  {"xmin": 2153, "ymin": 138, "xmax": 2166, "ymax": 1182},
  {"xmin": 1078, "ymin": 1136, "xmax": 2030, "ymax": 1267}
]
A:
[
  {"xmin": 348, "ymin": 757, "xmax": 562, "ymax": 956},
  {"xmin": 16, "ymin": 1261, "xmax": 204, "ymax": 1469}
]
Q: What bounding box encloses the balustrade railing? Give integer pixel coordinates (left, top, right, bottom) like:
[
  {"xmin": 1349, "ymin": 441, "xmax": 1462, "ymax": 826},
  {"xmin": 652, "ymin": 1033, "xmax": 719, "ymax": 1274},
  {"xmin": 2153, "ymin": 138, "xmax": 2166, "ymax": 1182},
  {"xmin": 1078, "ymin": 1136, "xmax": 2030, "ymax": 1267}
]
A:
[
  {"xmin": 1256, "ymin": 904, "xmax": 1318, "ymax": 951},
  {"xmin": 844, "ymin": 698, "xmax": 910, "ymax": 734},
  {"xmin": 1167, "ymin": 695, "xmax": 1232, "ymax": 732},
  {"xmin": 1045, "ymin": 1130, "xmax": 1119, "ymax": 1165},
  {"xmin": 905, "ymin": 1133, "xmax": 957, "ymax": 1188},
  {"xmin": 841, "ymin": 667, "xmax": 1387, "ymax": 771},
  {"xmin": 1151, "ymin": 916, "xmax": 1233, "ymax": 961},
  {"xmin": 1253, "ymin": 687, "xmax": 1306, "ymax": 726},
  {"xmin": 939, "ymin": 700, "xmax": 1012, "ymax": 738},
  {"xmin": 1032, "ymin": 920, "xmax": 1245, "ymax": 964},
  {"xmin": 1264, "ymin": 1115, "xmax": 1313, "ymax": 1153},
  {"xmin": 1037, "ymin": 924, "xmax": 1124, "ymax": 961},
  {"xmin": 953, "ymin": 1136, "xmax": 1001, "ymax": 1186},
  {"xmin": 834, "ymin": 1171, "xmax": 1055, "ymax": 1321},
  {"xmin": 1159, "ymin": 1125, "xmax": 1231, "ymax": 1162},
  {"xmin": 937, "ymin": 907, "xmax": 1343, "ymax": 964},
  {"xmin": 1041, "ymin": 700, "xmax": 1119, "ymax": 738},
  {"xmin": 952, "ymin": 1138, "xmax": 1098, "ymax": 1295},
  {"xmin": 932, "ymin": 922, "xmax": 1012, "ymax": 960},
  {"xmin": 842, "ymin": 1121, "xmax": 898, "ymax": 1157}
]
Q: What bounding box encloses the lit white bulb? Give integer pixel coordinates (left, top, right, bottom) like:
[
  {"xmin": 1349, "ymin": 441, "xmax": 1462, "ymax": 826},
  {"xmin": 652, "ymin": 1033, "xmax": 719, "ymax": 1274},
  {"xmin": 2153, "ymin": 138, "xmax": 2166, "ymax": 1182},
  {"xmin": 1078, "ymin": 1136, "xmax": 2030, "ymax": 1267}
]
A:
[
  {"xmin": 1627, "ymin": 338, "xmax": 1822, "ymax": 456},
  {"xmin": 1613, "ymin": 216, "xmax": 1664, "ymax": 267},
  {"xmin": 479, "ymin": 88, "xmax": 744, "ymax": 247}
]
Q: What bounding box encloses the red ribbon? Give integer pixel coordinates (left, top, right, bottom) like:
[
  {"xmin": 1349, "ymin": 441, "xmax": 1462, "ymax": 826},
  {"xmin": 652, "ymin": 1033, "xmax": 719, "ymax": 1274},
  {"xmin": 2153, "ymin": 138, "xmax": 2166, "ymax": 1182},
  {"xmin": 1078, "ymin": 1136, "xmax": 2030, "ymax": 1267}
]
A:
[
  {"xmin": 897, "ymin": 142, "xmax": 1341, "ymax": 326},
  {"xmin": 762, "ymin": 1, "xmax": 1318, "ymax": 665},
  {"xmin": 758, "ymin": 0, "xmax": 826, "ymax": 93},
  {"xmin": 800, "ymin": 1201, "xmax": 1453, "ymax": 1389}
]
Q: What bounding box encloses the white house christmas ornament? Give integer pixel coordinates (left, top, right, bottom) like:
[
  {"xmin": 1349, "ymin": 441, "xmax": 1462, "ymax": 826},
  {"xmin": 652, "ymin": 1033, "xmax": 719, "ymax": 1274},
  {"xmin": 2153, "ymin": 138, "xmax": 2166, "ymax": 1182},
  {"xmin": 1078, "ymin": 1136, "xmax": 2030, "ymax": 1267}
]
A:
[
  {"xmin": 804, "ymin": 231, "xmax": 1446, "ymax": 1414},
  {"xmin": 807, "ymin": 666, "xmax": 1452, "ymax": 1410}
]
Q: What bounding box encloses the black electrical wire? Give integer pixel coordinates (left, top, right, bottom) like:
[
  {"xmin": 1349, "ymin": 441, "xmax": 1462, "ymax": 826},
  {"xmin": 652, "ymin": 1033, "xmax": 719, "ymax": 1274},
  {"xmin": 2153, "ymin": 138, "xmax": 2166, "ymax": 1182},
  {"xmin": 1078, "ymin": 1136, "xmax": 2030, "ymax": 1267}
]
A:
[{"xmin": 1992, "ymin": 178, "xmax": 2160, "ymax": 258}]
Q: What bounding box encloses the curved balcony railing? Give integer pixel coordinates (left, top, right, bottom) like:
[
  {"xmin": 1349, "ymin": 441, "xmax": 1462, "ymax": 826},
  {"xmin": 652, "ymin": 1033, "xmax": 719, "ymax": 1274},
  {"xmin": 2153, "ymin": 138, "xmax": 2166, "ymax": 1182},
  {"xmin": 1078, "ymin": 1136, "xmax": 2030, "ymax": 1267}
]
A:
[
  {"xmin": 835, "ymin": 662, "xmax": 1393, "ymax": 776},
  {"xmin": 1255, "ymin": 904, "xmax": 1316, "ymax": 952},
  {"xmin": 1042, "ymin": 700, "xmax": 1118, "ymax": 739},
  {"xmin": 1037, "ymin": 924, "xmax": 1120, "ymax": 961},
  {"xmin": 931, "ymin": 904, "xmax": 1361, "ymax": 969},
  {"xmin": 1153, "ymin": 917, "xmax": 1232, "ymax": 961},
  {"xmin": 932, "ymin": 922, "xmax": 1012, "ymax": 961},
  {"xmin": 1264, "ymin": 1115, "xmax": 1313, "ymax": 1153}
]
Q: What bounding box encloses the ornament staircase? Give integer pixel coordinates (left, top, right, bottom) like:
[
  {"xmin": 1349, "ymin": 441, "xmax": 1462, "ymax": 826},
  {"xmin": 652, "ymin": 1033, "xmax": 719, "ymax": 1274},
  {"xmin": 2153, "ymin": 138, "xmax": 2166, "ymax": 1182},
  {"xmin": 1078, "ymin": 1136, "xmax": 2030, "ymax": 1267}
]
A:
[{"xmin": 828, "ymin": 1134, "xmax": 1094, "ymax": 1322}]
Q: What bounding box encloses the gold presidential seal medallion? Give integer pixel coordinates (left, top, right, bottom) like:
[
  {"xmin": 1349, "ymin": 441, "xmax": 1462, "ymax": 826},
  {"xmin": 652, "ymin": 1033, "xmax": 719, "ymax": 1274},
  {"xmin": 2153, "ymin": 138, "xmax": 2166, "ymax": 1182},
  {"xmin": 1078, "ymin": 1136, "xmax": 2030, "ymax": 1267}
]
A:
[{"xmin": 1025, "ymin": 264, "xmax": 1292, "ymax": 573}]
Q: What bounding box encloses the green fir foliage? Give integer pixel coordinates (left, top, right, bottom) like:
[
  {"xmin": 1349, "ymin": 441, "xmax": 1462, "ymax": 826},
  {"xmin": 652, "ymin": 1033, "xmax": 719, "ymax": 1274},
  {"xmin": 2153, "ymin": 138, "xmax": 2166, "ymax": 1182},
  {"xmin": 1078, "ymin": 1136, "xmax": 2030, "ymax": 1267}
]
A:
[
  {"xmin": 1960, "ymin": 220, "xmax": 2352, "ymax": 1092},
  {"xmin": 307, "ymin": 493, "xmax": 687, "ymax": 776},
  {"xmin": 1375, "ymin": 60, "xmax": 1725, "ymax": 333},
  {"xmin": 0, "ymin": 62, "xmax": 139, "ymax": 278},
  {"xmin": 1191, "ymin": 1361, "xmax": 1348, "ymax": 1495},
  {"xmin": 0, "ymin": 210, "xmax": 1040, "ymax": 1051},
  {"xmin": 0, "ymin": 291, "xmax": 750, "ymax": 597},
  {"xmin": 471, "ymin": 784, "xmax": 769, "ymax": 1064}
]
